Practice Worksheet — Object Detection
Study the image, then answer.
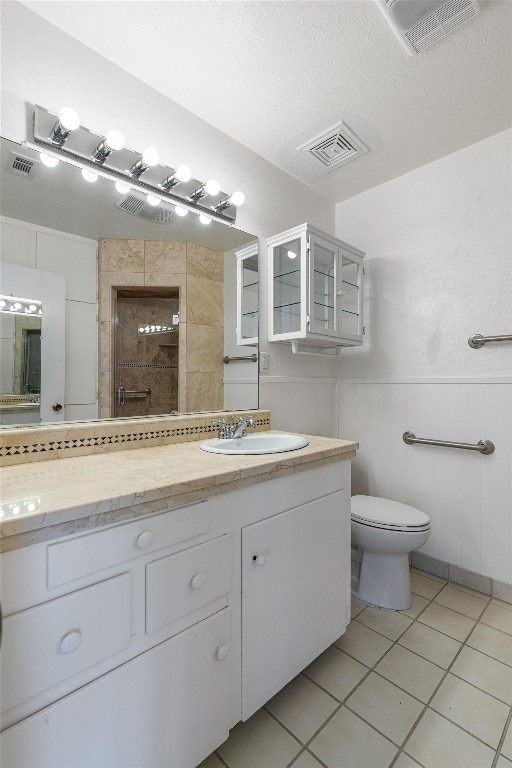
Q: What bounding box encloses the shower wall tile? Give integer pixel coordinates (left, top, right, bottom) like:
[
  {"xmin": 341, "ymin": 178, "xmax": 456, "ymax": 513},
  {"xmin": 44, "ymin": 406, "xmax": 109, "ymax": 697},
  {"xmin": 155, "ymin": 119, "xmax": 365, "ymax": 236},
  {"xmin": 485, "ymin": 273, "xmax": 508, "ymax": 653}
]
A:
[
  {"xmin": 186, "ymin": 372, "xmax": 223, "ymax": 412},
  {"xmin": 186, "ymin": 325, "xmax": 223, "ymax": 373},
  {"xmin": 186, "ymin": 243, "xmax": 223, "ymax": 282},
  {"xmin": 98, "ymin": 239, "xmax": 224, "ymax": 418},
  {"xmin": 144, "ymin": 241, "xmax": 186, "ymax": 274},
  {"xmin": 186, "ymin": 275, "xmax": 223, "ymax": 327},
  {"xmin": 338, "ymin": 381, "xmax": 512, "ymax": 585},
  {"xmin": 98, "ymin": 239, "xmax": 144, "ymax": 273}
]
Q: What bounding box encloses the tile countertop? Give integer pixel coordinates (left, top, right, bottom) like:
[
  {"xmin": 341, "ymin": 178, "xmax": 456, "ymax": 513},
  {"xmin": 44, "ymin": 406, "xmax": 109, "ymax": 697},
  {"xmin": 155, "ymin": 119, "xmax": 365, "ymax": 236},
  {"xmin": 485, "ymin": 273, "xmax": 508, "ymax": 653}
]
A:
[{"xmin": 0, "ymin": 432, "xmax": 358, "ymax": 551}]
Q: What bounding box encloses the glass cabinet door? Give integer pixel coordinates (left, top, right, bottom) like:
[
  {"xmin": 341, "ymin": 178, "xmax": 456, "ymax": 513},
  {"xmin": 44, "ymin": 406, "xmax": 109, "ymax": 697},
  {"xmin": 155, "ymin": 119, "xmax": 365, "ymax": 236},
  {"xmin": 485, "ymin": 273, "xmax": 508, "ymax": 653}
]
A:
[
  {"xmin": 308, "ymin": 235, "xmax": 338, "ymax": 337},
  {"xmin": 272, "ymin": 236, "xmax": 304, "ymax": 337},
  {"xmin": 339, "ymin": 251, "xmax": 362, "ymax": 339},
  {"xmin": 236, "ymin": 246, "xmax": 259, "ymax": 346}
]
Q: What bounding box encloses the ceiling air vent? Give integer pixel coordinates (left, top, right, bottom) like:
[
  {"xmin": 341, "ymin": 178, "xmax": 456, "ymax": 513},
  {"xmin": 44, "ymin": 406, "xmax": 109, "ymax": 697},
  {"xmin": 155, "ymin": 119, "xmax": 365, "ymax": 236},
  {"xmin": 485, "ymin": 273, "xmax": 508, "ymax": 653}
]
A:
[
  {"xmin": 375, "ymin": 0, "xmax": 482, "ymax": 55},
  {"xmin": 297, "ymin": 122, "xmax": 369, "ymax": 173},
  {"xmin": 5, "ymin": 151, "xmax": 39, "ymax": 180},
  {"xmin": 116, "ymin": 192, "xmax": 175, "ymax": 224}
]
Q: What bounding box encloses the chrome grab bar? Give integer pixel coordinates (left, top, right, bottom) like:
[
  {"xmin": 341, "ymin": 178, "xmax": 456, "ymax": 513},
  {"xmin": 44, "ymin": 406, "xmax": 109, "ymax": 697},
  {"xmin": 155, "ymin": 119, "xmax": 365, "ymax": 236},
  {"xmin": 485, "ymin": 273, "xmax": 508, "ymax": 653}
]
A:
[
  {"xmin": 468, "ymin": 333, "xmax": 512, "ymax": 349},
  {"xmin": 403, "ymin": 431, "xmax": 495, "ymax": 455},
  {"xmin": 116, "ymin": 387, "xmax": 151, "ymax": 406},
  {"xmin": 223, "ymin": 354, "xmax": 258, "ymax": 364}
]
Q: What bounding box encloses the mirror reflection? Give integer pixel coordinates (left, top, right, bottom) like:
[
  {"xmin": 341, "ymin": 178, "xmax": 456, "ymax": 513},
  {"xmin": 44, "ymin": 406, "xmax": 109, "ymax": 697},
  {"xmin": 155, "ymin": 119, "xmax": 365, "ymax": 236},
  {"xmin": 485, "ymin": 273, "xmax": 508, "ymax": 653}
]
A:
[
  {"xmin": 0, "ymin": 137, "xmax": 259, "ymax": 427},
  {"xmin": 0, "ymin": 296, "xmax": 42, "ymax": 424}
]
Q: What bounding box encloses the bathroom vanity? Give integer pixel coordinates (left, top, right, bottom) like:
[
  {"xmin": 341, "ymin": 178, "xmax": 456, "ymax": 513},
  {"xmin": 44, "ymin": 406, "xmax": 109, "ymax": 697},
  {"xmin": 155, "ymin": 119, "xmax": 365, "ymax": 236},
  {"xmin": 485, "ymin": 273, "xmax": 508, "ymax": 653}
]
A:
[{"xmin": 0, "ymin": 421, "xmax": 356, "ymax": 768}]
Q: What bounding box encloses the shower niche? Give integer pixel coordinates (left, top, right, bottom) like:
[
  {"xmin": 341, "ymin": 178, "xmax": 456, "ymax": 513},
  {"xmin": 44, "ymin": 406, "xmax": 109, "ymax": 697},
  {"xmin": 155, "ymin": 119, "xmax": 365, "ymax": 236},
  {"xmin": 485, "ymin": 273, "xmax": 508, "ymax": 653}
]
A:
[{"xmin": 115, "ymin": 289, "xmax": 180, "ymax": 418}]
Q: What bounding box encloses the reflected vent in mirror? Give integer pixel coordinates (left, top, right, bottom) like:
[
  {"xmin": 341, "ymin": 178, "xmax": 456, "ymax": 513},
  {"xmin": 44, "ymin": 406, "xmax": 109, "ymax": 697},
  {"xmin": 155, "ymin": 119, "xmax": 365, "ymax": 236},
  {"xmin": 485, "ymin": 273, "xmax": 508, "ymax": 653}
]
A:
[
  {"xmin": 116, "ymin": 192, "xmax": 175, "ymax": 224},
  {"xmin": 5, "ymin": 151, "xmax": 39, "ymax": 180}
]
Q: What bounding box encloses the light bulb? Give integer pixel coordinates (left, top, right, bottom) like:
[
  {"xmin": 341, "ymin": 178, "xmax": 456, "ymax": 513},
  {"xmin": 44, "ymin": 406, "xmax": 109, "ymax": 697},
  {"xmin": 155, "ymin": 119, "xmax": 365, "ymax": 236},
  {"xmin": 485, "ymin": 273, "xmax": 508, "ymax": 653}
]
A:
[
  {"xmin": 205, "ymin": 179, "xmax": 220, "ymax": 196},
  {"xmin": 58, "ymin": 107, "xmax": 80, "ymax": 131},
  {"xmin": 230, "ymin": 190, "xmax": 245, "ymax": 206},
  {"xmin": 115, "ymin": 181, "xmax": 131, "ymax": 194},
  {"xmin": 0, "ymin": 300, "xmax": 5, "ymax": 308},
  {"xmin": 199, "ymin": 214, "xmax": 212, "ymax": 225},
  {"xmin": 142, "ymin": 147, "xmax": 159, "ymax": 167},
  {"xmin": 176, "ymin": 164, "xmax": 192, "ymax": 182},
  {"xmin": 40, "ymin": 152, "xmax": 59, "ymax": 168},
  {"xmin": 287, "ymin": 250, "xmax": 297, "ymax": 260},
  {"xmin": 13, "ymin": 302, "xmax": 21, "ymax": 310},
  {"xmin": 105, "ymin": 129, "xmax": 124, "ymax": 151},
  {"xmin": 146, "ymin": 194, "xmax": 161, "ymax": 206},
  {"xmin": 82, "ymin": 168, "xmax": 98, "ymax": 183},
  {"xmin": 175, "ymin": 206, "xmax": 188, "ymax": 217},
  {"xmin": 28, "ymin": 304, "xmax": 37, "ymax": 312}
]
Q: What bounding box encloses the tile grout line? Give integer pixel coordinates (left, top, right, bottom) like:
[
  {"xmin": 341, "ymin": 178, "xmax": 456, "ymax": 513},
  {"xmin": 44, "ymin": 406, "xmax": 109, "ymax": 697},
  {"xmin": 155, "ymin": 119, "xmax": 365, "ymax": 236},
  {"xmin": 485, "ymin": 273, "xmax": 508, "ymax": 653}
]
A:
[
  {"xmin": 492, "ymin": 708, "xmax": 512, "ymax": 768},
  {"xmin": 216, "ymin": 569, "xmax": 510, "ymax": 768}
]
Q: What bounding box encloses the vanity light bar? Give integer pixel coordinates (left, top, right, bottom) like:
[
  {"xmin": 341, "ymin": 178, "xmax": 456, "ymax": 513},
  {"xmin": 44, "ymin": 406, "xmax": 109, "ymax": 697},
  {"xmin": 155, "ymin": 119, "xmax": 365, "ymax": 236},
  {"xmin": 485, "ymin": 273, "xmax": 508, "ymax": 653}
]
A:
[
  {"xmin": 30, "ymin": 105, "xmax": 245, "ymax": 225},
  {"xmin": 0, "ymin": 497, "xmax": 41, "ymax": 520},
  {"xmin": 0, "ymin": 295, "xmax": 42, "ymax": 316},
  {"xmin": 138, "ymin": 324, "xmax": 176, "ymax": 336}
]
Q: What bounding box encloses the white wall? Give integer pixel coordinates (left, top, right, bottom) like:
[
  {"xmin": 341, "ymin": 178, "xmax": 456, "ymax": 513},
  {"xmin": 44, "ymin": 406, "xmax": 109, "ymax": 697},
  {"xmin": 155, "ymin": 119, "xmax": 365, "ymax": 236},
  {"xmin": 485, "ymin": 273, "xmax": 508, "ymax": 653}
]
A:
[
  {"xmin": 336, "ymin": 129, "xmax": 512, "ymax": 583},
  {"xmin": 1, "ymin": 216, "xmax": 98, "ymax": 420},
  {"xmin": 1, "ymin": 1, "xmax": 339, "ymax": 432}
]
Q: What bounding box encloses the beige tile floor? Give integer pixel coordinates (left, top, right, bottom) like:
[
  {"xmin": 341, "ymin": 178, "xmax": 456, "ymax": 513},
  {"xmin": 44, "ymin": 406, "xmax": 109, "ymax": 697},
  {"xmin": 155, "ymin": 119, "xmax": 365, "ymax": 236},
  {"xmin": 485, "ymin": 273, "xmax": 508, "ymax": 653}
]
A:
[{"xmin": 202, "ymin": 568, "xmax": 512, "ymax": 768}]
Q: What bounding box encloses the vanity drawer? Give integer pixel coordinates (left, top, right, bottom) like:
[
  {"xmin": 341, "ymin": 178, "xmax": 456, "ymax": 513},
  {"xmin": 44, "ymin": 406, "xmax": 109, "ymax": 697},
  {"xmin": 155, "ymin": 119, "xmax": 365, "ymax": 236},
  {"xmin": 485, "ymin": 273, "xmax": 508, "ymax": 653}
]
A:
[
  {"xmin": 47, "ymin": 501, "xmax": 209, "ymax": 588},
  {"xmin": 146, "ymin": 534, "xmax": 231, "ymax": 634},
  {"xmin": 1, "ymin": 573, "xmax": 131, "ymax": 714}
]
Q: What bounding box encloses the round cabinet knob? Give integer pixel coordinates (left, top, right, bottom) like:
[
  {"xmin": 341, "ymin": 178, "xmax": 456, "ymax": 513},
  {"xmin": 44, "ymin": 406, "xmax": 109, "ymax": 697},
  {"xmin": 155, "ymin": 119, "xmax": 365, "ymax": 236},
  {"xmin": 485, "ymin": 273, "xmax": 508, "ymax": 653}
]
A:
[
  {"xmin": 215, "ymin": 644, "xmax": 229, "ymax": 661},
  {"xmin": 60, "ymin": 629, "xmax": 82, "ymax": 654},
  {"xmin": 136, "ymin": 531, "xmax": 154, "ymax": 549},
  {"xmin": 190, "ymin": 573, "xmax": 205, "ymax": 590},
  {"xmin": 253, "ymin": 554, "xmax": 266, "ymax": 567},
  {"xmin": 52, "ymin": 403, "xmax": 63, "ymax": 412}
]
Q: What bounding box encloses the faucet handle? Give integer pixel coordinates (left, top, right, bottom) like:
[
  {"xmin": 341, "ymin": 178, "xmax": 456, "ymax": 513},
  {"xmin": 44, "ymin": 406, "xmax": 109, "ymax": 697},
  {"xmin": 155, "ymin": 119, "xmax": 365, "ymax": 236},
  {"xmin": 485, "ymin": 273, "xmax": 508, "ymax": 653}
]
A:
[{"xmin": 211, "ymin": 417, "xmax": 229, "ymax": 439}]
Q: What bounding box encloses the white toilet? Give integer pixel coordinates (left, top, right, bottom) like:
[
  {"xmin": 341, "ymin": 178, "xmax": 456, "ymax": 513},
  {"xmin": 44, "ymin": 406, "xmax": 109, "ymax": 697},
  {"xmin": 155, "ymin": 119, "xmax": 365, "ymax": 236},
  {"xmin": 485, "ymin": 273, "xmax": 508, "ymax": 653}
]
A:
[{"xmin": 351, "ymin": 495, "xmax": 431, "ymax": 611}]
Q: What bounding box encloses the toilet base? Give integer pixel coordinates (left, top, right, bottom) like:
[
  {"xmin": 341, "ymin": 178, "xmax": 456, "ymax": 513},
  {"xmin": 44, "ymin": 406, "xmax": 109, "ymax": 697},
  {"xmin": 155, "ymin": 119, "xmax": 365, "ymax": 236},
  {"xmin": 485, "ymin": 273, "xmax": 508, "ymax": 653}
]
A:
[{"xmin": 352, "ymin": 551, "xmax": 412, "ymax": 611}]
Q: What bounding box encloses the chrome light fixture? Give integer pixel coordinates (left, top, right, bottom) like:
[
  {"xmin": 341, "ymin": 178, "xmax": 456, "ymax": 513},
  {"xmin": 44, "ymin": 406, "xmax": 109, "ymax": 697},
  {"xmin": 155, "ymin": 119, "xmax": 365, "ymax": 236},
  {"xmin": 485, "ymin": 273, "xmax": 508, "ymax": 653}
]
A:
[
  {"xmin": 188, "ymin": 179, "xmax": 221, "ymax": 202},
  {"xmin": 31, "ymin": 105, "xmax": 245, "ymax": 224},
  {"xmin": 128, "ymin": 147, "xmax": 159, "ymax": 178},
  {"xmin": 160, "ymin": 164, "xmax": 192, "ymax": 190},
  {"xmin": 91, "ymin": 129, "xmax": 125, "ymax": 163},
  {"xmin": 0, "ymin": 295, "xmax": 42, "ymax": 316},
  {"xmin": 213, "ymin": 190, "xmax": 245, "ymax": 212},
  {"xmin": 49, "ymin": 107, "xmax": 80, "ymax": 146}
]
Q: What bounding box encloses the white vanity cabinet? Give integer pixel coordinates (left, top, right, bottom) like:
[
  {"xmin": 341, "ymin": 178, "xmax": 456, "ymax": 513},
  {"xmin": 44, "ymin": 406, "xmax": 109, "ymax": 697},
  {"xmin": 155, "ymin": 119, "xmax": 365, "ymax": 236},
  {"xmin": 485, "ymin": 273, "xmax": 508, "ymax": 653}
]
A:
[
  {"xmin": 267, "ymin": 223, "xmax": 365, "ymax": 353},
  {"xmin": 241, "ymin": 490, "xmax": 348, "ymax": 719},
  {"xmin": 0, "ymin": 500, "xmax": 233, "ymax": 768},
  {"xmin": 0, "ymin": 458, "xmax": 352, "ymax": 768}
]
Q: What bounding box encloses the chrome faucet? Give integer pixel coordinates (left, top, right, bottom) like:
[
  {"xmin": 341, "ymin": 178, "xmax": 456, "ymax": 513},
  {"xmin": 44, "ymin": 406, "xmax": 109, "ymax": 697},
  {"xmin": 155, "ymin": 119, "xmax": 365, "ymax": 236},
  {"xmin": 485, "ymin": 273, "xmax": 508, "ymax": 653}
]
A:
[
  {"xmin": 211, "ymin": 416, "xmax": 256, "ymax": 439},
  {"xmin": 230, "ymin": 416, "xmax": 256, "ymax": 439}
]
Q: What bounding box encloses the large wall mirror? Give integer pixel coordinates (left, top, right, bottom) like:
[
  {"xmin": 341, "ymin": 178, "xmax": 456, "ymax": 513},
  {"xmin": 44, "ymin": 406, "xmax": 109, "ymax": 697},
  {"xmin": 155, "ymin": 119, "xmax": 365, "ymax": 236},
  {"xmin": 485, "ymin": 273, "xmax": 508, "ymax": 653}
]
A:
[{"xmin": 0, "ymin": 136, "xmax": 259, "ymax": 427}]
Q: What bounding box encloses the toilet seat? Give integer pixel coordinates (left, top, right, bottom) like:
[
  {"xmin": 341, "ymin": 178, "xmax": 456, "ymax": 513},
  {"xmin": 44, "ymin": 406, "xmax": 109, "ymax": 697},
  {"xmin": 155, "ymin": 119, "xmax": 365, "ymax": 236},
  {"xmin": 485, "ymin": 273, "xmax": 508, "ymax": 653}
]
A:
[{"xmin": 351, "ymin": 495, "xmax": 430, "ymax": 533}]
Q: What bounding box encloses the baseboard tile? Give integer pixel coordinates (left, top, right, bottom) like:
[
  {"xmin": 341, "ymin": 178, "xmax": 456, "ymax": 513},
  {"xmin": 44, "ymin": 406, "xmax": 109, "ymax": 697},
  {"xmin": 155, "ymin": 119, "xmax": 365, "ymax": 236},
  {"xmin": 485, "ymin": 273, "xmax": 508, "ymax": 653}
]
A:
[{"xmin": 411, "ymin": 552, "xmax": 511, "ymax": 604}]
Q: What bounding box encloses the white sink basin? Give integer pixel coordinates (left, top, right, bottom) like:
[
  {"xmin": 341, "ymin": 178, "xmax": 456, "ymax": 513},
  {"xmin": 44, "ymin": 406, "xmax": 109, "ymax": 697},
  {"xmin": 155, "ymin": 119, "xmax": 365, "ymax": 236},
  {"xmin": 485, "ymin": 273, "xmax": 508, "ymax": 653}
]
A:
[{"xmin": 200, "ymin": 432, "xmax": 309, "ymax": 455}]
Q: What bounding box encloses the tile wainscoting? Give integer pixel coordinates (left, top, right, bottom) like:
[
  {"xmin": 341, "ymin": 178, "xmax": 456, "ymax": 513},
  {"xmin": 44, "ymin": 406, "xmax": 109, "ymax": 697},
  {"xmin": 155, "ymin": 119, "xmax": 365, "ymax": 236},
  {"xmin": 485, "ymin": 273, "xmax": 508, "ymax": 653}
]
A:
[{"xmin": 338, "ymin": 380, "xmax": 512, "ymax": 585}]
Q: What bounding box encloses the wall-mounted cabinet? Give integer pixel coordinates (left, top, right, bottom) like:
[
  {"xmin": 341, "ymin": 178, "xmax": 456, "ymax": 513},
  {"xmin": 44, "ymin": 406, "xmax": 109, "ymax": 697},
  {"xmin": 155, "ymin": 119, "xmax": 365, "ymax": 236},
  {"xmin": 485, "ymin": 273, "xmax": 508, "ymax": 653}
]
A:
[
  {"xmin": 236, "ymin": 243, "xmax": 259, "ymax": 347},
  {"xmin": 267, "ymin": 223, "xmax": 365, "ymax": 354}
]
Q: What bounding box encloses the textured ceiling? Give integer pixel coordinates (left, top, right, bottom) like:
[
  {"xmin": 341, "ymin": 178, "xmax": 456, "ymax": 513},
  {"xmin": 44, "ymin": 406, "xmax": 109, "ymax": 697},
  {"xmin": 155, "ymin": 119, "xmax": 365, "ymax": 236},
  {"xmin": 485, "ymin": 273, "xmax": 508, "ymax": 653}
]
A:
[{"xmin": 19, "ymin": 0, "xmax": 512, "ymax": 203}]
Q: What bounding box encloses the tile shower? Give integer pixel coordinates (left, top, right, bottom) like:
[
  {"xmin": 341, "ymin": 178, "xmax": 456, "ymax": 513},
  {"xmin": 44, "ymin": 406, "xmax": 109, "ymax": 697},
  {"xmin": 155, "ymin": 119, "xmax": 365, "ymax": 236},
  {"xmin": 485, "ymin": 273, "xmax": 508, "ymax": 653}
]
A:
[
  {"xmin": 115, "ymin": 290, "xmax": 179, "ymax": 417},
  {"xmin": 98, "ymin": 239, "xmax": 225, "ymax": 417}
]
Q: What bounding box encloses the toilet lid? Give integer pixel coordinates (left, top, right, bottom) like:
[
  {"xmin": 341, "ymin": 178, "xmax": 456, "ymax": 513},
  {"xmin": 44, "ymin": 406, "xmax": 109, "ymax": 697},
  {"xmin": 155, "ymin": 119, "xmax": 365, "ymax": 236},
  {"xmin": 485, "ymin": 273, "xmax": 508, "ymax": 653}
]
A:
[{"xmin": 351, "ymin": 495, "xmax": 430, "ymax": 530}]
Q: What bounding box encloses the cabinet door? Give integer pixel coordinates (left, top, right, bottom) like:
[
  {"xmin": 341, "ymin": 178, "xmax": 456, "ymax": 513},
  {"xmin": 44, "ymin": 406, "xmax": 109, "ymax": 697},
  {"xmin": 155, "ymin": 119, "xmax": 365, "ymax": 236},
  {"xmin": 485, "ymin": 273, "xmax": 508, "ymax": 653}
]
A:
[
  {"xmin": 308, "ymin": 233, "xmax": 339, "ymax": 338},
  {"xmin": 0, "ymin": 609, "xmax": 231, "ymax": 768},
  {"xmin": 236, "ymin": 245, "xmax": 259, "ymax": 346},
  {"xmin": 241, "ymin": 491, "xmax": 349, "ymax": 719},
  {"xmin": 339, "ymin": 248, "xmax": 364, "ymax": 342},
  {"xmin": 269, "ymin": 230, "xmax": 307, "ymax": 340}
]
